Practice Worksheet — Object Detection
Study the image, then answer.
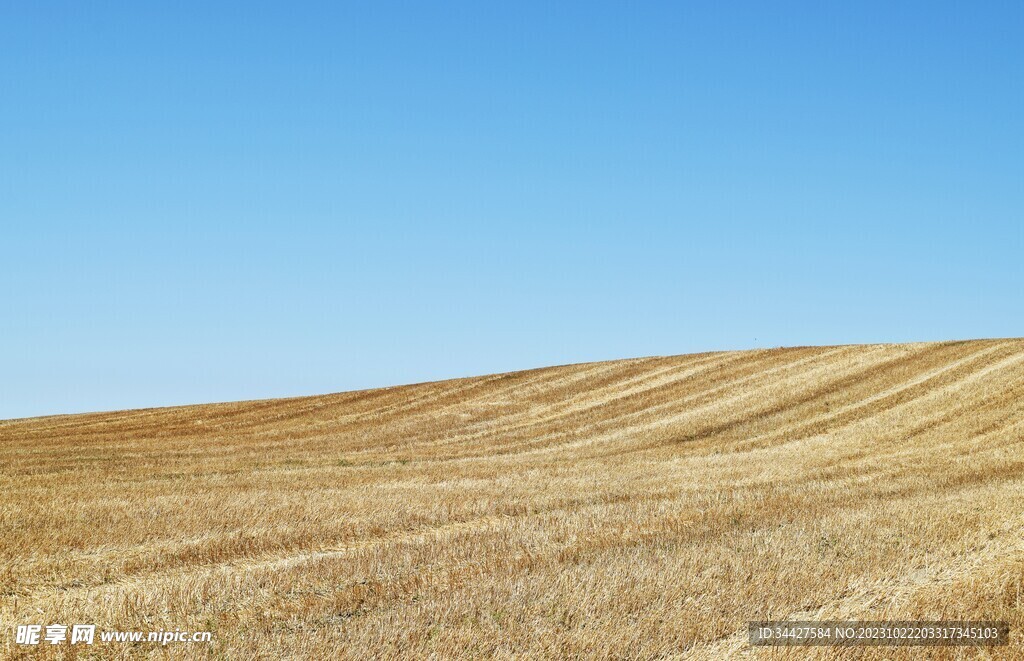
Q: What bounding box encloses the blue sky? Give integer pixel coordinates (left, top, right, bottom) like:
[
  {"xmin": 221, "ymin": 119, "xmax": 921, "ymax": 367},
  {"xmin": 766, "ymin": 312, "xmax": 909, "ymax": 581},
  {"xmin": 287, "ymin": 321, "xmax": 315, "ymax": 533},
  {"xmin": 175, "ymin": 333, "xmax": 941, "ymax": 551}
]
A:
[{"xmin": 2, "ymin": 1, "xmax": 1022, "ymax": 419}]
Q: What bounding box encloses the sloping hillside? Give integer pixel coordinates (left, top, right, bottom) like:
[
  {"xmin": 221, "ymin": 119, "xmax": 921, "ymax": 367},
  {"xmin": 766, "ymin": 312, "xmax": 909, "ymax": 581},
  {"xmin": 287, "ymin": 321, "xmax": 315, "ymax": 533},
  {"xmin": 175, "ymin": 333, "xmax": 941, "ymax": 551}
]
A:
[{"xmin": 2, "ymin": 339, "xmax": 1023, "ymax": 658}]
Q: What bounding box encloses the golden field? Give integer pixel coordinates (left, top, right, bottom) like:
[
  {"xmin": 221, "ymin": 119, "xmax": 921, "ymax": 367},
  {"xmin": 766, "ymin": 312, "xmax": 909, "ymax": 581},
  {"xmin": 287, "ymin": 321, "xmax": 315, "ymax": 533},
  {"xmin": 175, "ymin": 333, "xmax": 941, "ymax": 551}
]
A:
[{"xmin": 2, "ymin": 338, "xmax": 1024, "ymax": 659}]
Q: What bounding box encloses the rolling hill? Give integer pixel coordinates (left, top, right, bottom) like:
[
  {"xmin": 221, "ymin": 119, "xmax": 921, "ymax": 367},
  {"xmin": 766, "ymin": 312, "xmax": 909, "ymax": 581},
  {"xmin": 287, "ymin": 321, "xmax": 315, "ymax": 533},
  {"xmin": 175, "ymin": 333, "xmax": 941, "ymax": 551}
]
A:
[{"xmin": 2, "ymin": 338, "xmax": 1023, "ymax": 658}]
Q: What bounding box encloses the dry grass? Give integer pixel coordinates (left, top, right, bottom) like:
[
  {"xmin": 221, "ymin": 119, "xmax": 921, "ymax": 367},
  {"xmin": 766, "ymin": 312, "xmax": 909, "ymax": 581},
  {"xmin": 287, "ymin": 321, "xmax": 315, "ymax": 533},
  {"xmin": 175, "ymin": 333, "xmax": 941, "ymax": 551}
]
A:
[{"xmin": 2, "ymin": 338, "xmax": 1023, "ymax": 659}]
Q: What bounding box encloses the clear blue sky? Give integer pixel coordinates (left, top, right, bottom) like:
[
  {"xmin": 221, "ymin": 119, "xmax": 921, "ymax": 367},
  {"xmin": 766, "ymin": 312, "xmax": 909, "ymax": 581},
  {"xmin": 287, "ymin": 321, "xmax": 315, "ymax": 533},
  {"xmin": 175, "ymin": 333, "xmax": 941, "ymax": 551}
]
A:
[{"xmin": 2, "ymin": 1, "xmax": 1022, "ymax": 420}]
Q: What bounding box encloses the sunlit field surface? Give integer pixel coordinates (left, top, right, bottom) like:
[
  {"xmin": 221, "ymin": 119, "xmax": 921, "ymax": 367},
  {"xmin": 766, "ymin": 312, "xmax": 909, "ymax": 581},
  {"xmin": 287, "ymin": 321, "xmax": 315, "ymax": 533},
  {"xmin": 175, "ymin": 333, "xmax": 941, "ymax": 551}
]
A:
[{"xmin": 2, "ymin": 339, "xmax": 1023, "ymax": 659}]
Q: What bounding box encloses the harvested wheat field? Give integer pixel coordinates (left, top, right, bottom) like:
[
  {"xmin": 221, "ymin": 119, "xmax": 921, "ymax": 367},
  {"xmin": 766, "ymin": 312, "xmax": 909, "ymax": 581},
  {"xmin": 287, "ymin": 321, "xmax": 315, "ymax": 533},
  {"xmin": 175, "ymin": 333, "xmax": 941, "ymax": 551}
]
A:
[{"xmin": 2, "ymin": 338, "xmax": 1024, "ymax": 659}]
